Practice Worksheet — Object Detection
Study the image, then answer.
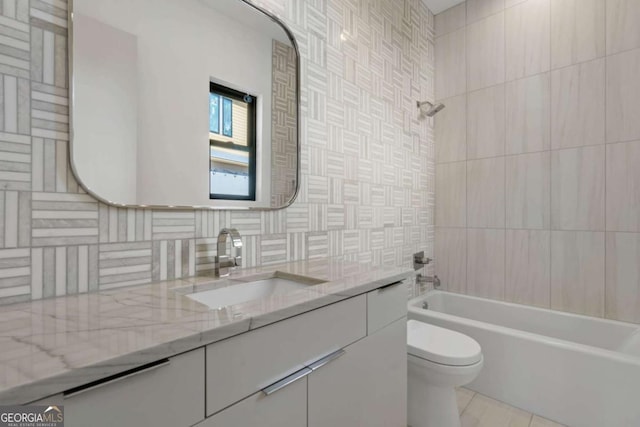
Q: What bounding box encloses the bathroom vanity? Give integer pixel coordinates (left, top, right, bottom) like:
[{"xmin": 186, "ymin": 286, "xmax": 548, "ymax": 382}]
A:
[{"xmin": 0, "ymin": 260, "xmax": 412, "ymax": 427}]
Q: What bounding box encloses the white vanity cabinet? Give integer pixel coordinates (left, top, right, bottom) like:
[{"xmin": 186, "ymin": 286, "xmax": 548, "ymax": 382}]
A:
[
  {"xmin": 194, "ymin": 377, "xmax": 307, "ymax": 427},
  {"xmin": 307, "ymin": 282, "xmax": 408, "ymax": 427},
  {"xmin": 31, "ymin": 280, "xmax": 408, "ymax": 427},
  {"xmin": 58, "ymin": 348, "xmax": 205, "ymax": 427},
  {"xmin": 307, "ymin": 318, "xmax": 407, "ymax": 427},
  {"xmin": 203, "ymin": 280, "xmax": 408, "ymax": 426}
]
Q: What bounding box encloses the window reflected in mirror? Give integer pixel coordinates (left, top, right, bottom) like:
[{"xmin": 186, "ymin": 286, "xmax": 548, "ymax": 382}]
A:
[{"xmin": 209, "ymin": 83, "xmax": 256, "ymax": 201}]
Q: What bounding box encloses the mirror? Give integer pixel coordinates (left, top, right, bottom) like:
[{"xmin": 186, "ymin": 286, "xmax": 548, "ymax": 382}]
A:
[{"xmin": 70, "ymin": 0, "xmax": 299, "ymax": 209}]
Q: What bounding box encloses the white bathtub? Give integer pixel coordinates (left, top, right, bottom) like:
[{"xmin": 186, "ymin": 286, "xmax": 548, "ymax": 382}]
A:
[{"xmin": 408, "ymin": 290, "xmax": 640, "ymax": 427}]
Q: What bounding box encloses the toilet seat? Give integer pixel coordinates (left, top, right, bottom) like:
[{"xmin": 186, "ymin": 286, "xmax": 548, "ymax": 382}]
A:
[{"xmin": 407, "ymin": 320, "xmax": 481, "ymax": 366}]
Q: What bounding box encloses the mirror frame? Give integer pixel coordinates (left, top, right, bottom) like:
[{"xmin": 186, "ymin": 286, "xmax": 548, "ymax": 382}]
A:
[{"xmin": 67, "ymin": 0, "xmax": 301, "ymax": 210}]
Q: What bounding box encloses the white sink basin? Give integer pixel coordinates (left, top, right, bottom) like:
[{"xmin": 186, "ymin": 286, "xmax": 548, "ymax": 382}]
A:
[{"xmin": 184, "ymin": 276, "xmax": 321, "ymax": 309}]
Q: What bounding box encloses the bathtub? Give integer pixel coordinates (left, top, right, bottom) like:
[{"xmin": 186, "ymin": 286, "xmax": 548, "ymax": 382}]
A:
[{"xmin": 408, "ymin": 290, "xmax": 640, "ymax": 427}]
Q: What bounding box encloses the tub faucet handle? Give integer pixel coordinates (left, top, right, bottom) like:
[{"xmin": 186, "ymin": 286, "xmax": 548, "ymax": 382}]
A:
[{"xmin": 413, "ymin": 251, "xmax": 432, "ymax": 270}]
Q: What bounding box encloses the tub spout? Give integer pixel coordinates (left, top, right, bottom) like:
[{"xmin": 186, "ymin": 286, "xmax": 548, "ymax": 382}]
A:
[{"xmin": 416, "ymin": 273, "xmax": 441, "ymax": 288}]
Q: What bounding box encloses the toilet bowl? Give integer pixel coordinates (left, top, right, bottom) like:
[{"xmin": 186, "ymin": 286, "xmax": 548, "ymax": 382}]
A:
[{"xmin": 407, "ymin": 319, "xmax": 483, "ymax": 427}]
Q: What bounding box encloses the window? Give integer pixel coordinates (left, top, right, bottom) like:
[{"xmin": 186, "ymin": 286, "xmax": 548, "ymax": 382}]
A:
[{"xmin": 209, "ymin": 82, "xmax": 257, "ymax": 200}]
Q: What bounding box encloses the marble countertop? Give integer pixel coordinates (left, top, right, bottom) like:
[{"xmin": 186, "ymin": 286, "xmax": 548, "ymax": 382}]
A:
[{"xmin": 0, "ymin": 259, "xmax": 414, "ymax": 404}]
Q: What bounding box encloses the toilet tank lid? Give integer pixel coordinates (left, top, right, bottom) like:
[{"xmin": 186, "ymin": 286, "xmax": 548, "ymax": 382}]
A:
[{"xmin": 407, "ymin": 319, "xmax": 482, "ymax": 366}]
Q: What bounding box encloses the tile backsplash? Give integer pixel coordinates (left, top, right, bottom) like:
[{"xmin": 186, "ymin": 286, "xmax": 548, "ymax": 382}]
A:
[
  {"xmin": 0, "ymin": 0, "xmax": 435, "ymax": 303},
  {"xmin": 435, "ymin": 0, "xmax": 640, "ymax": 323}
]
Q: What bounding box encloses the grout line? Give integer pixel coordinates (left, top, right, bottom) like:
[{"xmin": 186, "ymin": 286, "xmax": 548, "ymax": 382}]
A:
[
  {"xmin": 503, "ymin": 6, "xmax": 507, "ymax": 302},
  {"xmin": 603, "ymin": 0, "xmax": 609, "ymax": 319},
  {"xmin": 458, "ymin": 388, "xmax": 476, "ymax": 416}
]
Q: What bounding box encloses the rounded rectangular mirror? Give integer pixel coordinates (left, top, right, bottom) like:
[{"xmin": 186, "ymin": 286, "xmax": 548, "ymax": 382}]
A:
[{"xmin": 69, "ymin": 0, "xmax": 299, "ymax": 209}]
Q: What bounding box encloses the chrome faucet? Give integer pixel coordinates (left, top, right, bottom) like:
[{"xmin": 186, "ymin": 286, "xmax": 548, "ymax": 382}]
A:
[
  {"xmin": 416, "ymin": 273, "xmax": 441, "ymax": 288},
  {"xmin": 215, "ymin": 228, "xmax": 243, "ymax": 277}
]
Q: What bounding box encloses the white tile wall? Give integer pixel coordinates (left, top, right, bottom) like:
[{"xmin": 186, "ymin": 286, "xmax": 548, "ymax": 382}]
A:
[
  {"xmin": 550, "ymin": 146, "xmax": 604, "ymax": 231},
  {"xmin": 466, "ymin": 0, "xmax": 505, "ymax": 24},
  {"xmin": 550, "ymin": 0, "xmax": 605, "ymax": 69},
  {"xmin": 466, "ymin": 12, "xmax": 505, "ymax": 91},
  {"xmin": 436, "ymin": 161, "xmax": 467, "ymax": 227},
  {"xmin": 467, "ymin": 84, "xmax": 505, "ymax": 159},
  {"xmin": 606, "ymin": 48, "xmax": 640, "ymax": 144},
  {"xmin": 435, "ymin": 94, "xmax": 467, "ymax": 162},
  {"xmin": 606, "ymin": 232, "xmax": 640, "ymax": 323},
  {"xmin": 550, "ymin": 59, "xmax": 605, "ymax": 149},
  {"xmin": 551, "ymin": 231, "xmax": 604, "ymax": 317},
  {"xmin": 436, "ymin": 28, "xmax": 466, "ymax": 99},
  {"xmin": 606, "ymin": 141, "xmax": 640, "ymax": 232},
  {"xmin": 467, "ymin": 157, "xmax": 505, "ymax": 228},
  {"xmin": 0, "ymin": 0, "xmax": 437, "ymax": 304},
  {"xmin": 606, "ymin": 0, "xmax": 640, "ymax": 55},
  {"xmin": 505, "ymin": 0, "xmax": 550, "ymax": 82},
  {"xmin": 505, "ymin": 73, "xmax": 550, "ymax": 155},
  {"xmin": 505, "ymin": 229, "xmax": 550, "ymax": 307},
  {"xmin": 506, "ymin": 151, "xmax": 550, "ymax": 229},
  {"xmin": 435, "ymin": 0, "xmax": 640, "ymax": 322},
  {"xmin": 467, "ymin": 228, "xmax": 505, "ymax": 299}
]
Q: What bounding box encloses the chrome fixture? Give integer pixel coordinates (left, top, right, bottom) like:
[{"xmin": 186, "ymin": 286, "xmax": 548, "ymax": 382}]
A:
[
  {"xmin": 215, "ymin": 228, "xmax": 243, "ymax": 277},
  {"xmin": 413, "ymin": 251, "xmax": 432, "ymax": 270},
  {"xmin": 417, "ymin": 100, "xmax": 445, "ymax": 117},
  {"xmin": 416, "ymin": 273, "xmax": 441, "ymax": 288}
]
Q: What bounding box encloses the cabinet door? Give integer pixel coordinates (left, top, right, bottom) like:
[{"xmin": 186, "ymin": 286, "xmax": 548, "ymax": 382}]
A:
[
  {"xmin": 196, "ymin": 376, "xmax": 306, "ymax": 427},
  {"xmin": 63, "ymin": 348, "xmax": 205, "ymax": 427},
  {"xmin": 308, "ymin": 317, "xmax": 407, "ymax": 427}
]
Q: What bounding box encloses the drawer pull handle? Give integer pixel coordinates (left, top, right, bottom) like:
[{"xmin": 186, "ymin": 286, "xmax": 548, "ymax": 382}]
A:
[
  {"xmin": 64, "ymin": 359, "xmax": 171, "ymax": 399},
  {"xmin": 307, "ymin": 349, "xmax": 346, "ymax": 371},
  {"xmin": 378, "ymin": 281, "xmax": 402, "ymax": 293},
  {"xmin": 262, "ymin": 367, "xmax": 312, "ymax": 396}
]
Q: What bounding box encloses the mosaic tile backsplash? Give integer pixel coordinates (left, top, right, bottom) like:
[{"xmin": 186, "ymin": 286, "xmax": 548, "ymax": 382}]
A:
[{"xmin": 0, "ymin": 0, "xmax": 435, "ymax": 303}]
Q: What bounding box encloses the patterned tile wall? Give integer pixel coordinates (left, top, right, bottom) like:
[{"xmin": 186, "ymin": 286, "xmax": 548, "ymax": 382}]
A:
[
  {"xmin": 0, "ymin": 0, "xmax": 436, "ymax": 304},
  {"xmin": 434, "ymin": 0, "xmax": 640, "ymax": 323}
]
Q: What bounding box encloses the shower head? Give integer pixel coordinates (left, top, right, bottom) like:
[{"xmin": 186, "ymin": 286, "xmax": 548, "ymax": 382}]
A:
[{"xmin": 417, "ymin": 101, "xmax": 445, "ymax": 117}]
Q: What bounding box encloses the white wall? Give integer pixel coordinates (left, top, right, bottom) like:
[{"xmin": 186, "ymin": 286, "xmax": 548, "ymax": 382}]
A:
[
  {"xmin": 434, "ymin": 0, "xmax": 640, "ymax": 323},
  {"xmin": 73, "ymin": 14, "xmax": 138, "ymax": 205},
  {"xmin": 73, "ymin": 0, "xmax": 278, "ymax": 207}
]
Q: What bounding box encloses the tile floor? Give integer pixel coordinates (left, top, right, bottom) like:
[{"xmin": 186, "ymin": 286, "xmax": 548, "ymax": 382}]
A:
[{"xmin": 456, "ymin": 388, "xmax": 566, "ymax": 427}]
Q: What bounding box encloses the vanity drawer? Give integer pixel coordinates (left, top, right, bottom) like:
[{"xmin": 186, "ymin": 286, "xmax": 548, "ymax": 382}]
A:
[
  {"xmin": 205, "ymin": 294, "xmax": 366, "ymax": 416},
  {"xmin": 196, "ymin": 375, "xmax": 306, "ymax": 427},
  {"xmin": 367, "ymin": 281, "xmax": 408, "ymax": 334},
  {"xmin": 63, "ymin": 348, "xmax": 205, "ymax": 427}
]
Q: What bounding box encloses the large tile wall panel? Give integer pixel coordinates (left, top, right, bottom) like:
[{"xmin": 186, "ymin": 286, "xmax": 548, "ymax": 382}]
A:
[
  {"xmin": 550, "ymin": 58, "xmax": 605, "ymax": 150},
  {"xmin": 550, "ymin": 0, "xmax": 605, "ymax": 69},
  {"xmin": 606, "ymin": 48, "xmax": 640, "ymax": 144},
  {"xmin": 606, "ymin": 141, "xmax": 640, "ymax": 232},
  {"xmin": 467, "ymin": 84, "xmax": 505, "ymax": 159},
  {"xmin": 435, "ymin": 0, "xmax": 640, "ymax": 323},
  {"xmin": 467, "ymin": 228, "xmax": 505, "ymax": 299},
  {"xmin": 435, "ymin": 93, "xmax": 466, "ymax": 163},
  {"xmin": 550, "ymin": 230, "xmax": 604, "ymax": 317},
  {"xmin": 467, "ymin": 157, "xmax": 505, "ymax": 228},
  {"xmin": 505, "ymin": 73, "xmax": 550, "ymax": 155},
  {"xmin": 505, "ymin": 229, "xmax": 550, "ymax": 307},
  {"xmin": 435, "ymin": 3, "xmax": 465, "ymax": 37},
  {"xmin": 435, "ymin": 28, "xmax": 466, "ymax": 100},
  {"xmin": 505, "ymin": 0, "xmax": 550, "ymax": 82},
  {"xmin": 466, "ymin": 12, "xmax": 505, "ymax": 91},
  {"xmin": 0, "ymin": 0, "xmax": 436, "ymax": 303},
  {"xmin": 550, "ymin": 146, "xmax": 604, "ymax": 231},
  {"xmin": 506, "ymin": 151, "xmax": 550, "ymax": 230},
  {"xmin": 466, "ymin": 0, "xmax": 504, "ymax": 24},
  {"xmin": 606, "ymin": 232, "xmax": 640, "ymax": 323},
  {"xmin": 606, "ymin": 0, "xmax": 640, "ymax": 56}
]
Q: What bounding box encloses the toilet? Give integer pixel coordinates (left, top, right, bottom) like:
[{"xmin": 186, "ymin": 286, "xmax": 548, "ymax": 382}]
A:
[{"xmin": 407, "ymin": 319, "xmax": 483, "ymax": 427}]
